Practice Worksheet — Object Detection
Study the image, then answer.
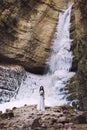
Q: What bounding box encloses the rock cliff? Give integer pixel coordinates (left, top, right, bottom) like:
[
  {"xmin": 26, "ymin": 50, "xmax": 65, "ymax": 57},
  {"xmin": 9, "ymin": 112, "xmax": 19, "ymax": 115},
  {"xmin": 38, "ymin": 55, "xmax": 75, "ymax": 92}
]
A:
[
  {"xmin": 0, "ymin": 0, "xmax": 66, "ymax": 74},
  {"xmin": 67, "ymin": 0, "xmax": 87, "ymax": 111}
]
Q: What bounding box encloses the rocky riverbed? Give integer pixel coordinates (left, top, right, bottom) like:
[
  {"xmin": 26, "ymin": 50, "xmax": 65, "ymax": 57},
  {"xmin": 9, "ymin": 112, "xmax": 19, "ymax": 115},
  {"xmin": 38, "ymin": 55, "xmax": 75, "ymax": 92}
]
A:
[{"xmin": 0, "ymin": 105, "xmax": 87, "ymax": 130}]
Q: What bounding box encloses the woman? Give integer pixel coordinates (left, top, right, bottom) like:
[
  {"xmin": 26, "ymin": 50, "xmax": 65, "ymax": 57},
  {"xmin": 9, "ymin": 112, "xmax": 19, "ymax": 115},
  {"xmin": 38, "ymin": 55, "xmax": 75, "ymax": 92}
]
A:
[{"xmin": 37, "ymin": 86, "xmax": 45, "ymax": 111}]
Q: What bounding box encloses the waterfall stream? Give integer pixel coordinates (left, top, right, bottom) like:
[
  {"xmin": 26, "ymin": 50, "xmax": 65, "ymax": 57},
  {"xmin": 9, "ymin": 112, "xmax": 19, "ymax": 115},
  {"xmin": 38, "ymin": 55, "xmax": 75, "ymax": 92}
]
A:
[
  {"xmin": 0, "ymin": 4, "xmax": 75, "ymax": 112},
  {"xmin": 16, "ymin": 4, "xmax": 75, "ymax": 105}
]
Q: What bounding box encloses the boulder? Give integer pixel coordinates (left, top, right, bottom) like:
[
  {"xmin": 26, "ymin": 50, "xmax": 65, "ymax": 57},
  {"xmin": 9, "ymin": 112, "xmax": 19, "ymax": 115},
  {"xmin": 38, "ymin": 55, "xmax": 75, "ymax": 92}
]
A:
[{"xmin": 0, "ymin": 109, "xmax": 14, "ymax": 119}]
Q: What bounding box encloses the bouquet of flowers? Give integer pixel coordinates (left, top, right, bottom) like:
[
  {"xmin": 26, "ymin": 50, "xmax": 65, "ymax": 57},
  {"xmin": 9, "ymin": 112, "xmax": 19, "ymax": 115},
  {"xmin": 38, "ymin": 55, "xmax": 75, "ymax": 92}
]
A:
[{"xmin": 40, "ymin": 90, "xmax": 44, "ymax": 95}]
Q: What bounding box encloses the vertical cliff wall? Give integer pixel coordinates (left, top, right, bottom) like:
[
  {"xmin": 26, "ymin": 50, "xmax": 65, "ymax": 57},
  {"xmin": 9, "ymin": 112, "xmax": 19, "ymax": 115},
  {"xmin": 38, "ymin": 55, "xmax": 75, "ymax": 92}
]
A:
[{"xmin": 67, "ymin": 0, "xmax": 87, "ymax": 111}]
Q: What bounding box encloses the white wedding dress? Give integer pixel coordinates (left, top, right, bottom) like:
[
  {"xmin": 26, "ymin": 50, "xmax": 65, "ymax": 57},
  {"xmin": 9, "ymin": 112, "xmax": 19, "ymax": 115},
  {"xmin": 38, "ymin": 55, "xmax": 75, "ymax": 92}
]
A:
[{"xmin": 37, "ymin": 90, "xmax": 45, "ymax": 111}]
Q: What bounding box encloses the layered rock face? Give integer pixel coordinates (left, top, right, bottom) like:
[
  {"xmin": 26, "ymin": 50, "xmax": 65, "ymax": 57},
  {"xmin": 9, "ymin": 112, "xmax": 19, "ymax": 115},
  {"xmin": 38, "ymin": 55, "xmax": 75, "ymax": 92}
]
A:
[
  {"xmin": 67, "ymin": 0, "xmax": 87, "ymax": 111},
  {"xmin": 0, "ymin": 65, "xmax": 25, "ymax": 103},
  {"xmin": 0, "ymin": 0, "xmax": 66, "ymax": 74}
]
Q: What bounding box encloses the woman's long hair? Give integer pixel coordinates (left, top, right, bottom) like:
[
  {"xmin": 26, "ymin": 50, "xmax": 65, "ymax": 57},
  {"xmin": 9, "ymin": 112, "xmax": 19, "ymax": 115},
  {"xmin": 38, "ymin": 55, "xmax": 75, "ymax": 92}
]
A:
[{"xmin": 39, "ymin": 86, "xmax": 44, "ymax": 93}]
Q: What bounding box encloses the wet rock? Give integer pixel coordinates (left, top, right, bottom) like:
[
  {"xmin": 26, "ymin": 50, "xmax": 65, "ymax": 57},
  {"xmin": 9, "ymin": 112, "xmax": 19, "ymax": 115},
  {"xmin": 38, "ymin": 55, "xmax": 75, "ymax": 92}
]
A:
[
  {"xmin": 31, "ymin": 118, "xmax": 41, "ymax": 129},
  {"xmin": 0, "ymin": 111, "xmax": 2, "ymax": 116},
  {"xmin": 64, "ymin": 123, "xmax": 70, "ymax": 129},
  {"xmin": 52, "ymin": 123, "xmax": 63, "ymax": 129},
  {"xmin": 75, "ymin": 112, "xmax": 87, "ymax": 124},
  {"xmin": 0, "ymin": 64, "xmax": 25, "ymax": 103},
  {"xmin": 1, "ymin": 109, "xmax": 14, "ymax": 119},
  {"xmin": 50, "ymin": 118, "xmax": 57, "ymax": 125},
  {"xmin": 58, "ymin": 116, "xmax": 68, "ymax": 123},
  {"xmin": 0, "ymin": 123, "xmax": 5, "ymax": 129}
]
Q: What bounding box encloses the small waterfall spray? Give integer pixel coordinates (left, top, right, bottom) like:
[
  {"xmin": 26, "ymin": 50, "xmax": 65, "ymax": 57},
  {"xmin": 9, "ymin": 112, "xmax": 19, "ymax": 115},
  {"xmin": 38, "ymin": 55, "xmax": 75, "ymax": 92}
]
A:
[{"xmin": 0, "ymin": 4, "xmax": 75, "ymax": 111}]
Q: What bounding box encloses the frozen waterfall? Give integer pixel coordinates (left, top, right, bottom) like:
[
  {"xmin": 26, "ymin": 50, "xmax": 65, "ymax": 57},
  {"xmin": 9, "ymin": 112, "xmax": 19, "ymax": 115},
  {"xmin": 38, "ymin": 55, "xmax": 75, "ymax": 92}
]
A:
[{"xmin": 0, "ymin": 4, "xmax": 75, "ymax": 112}]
